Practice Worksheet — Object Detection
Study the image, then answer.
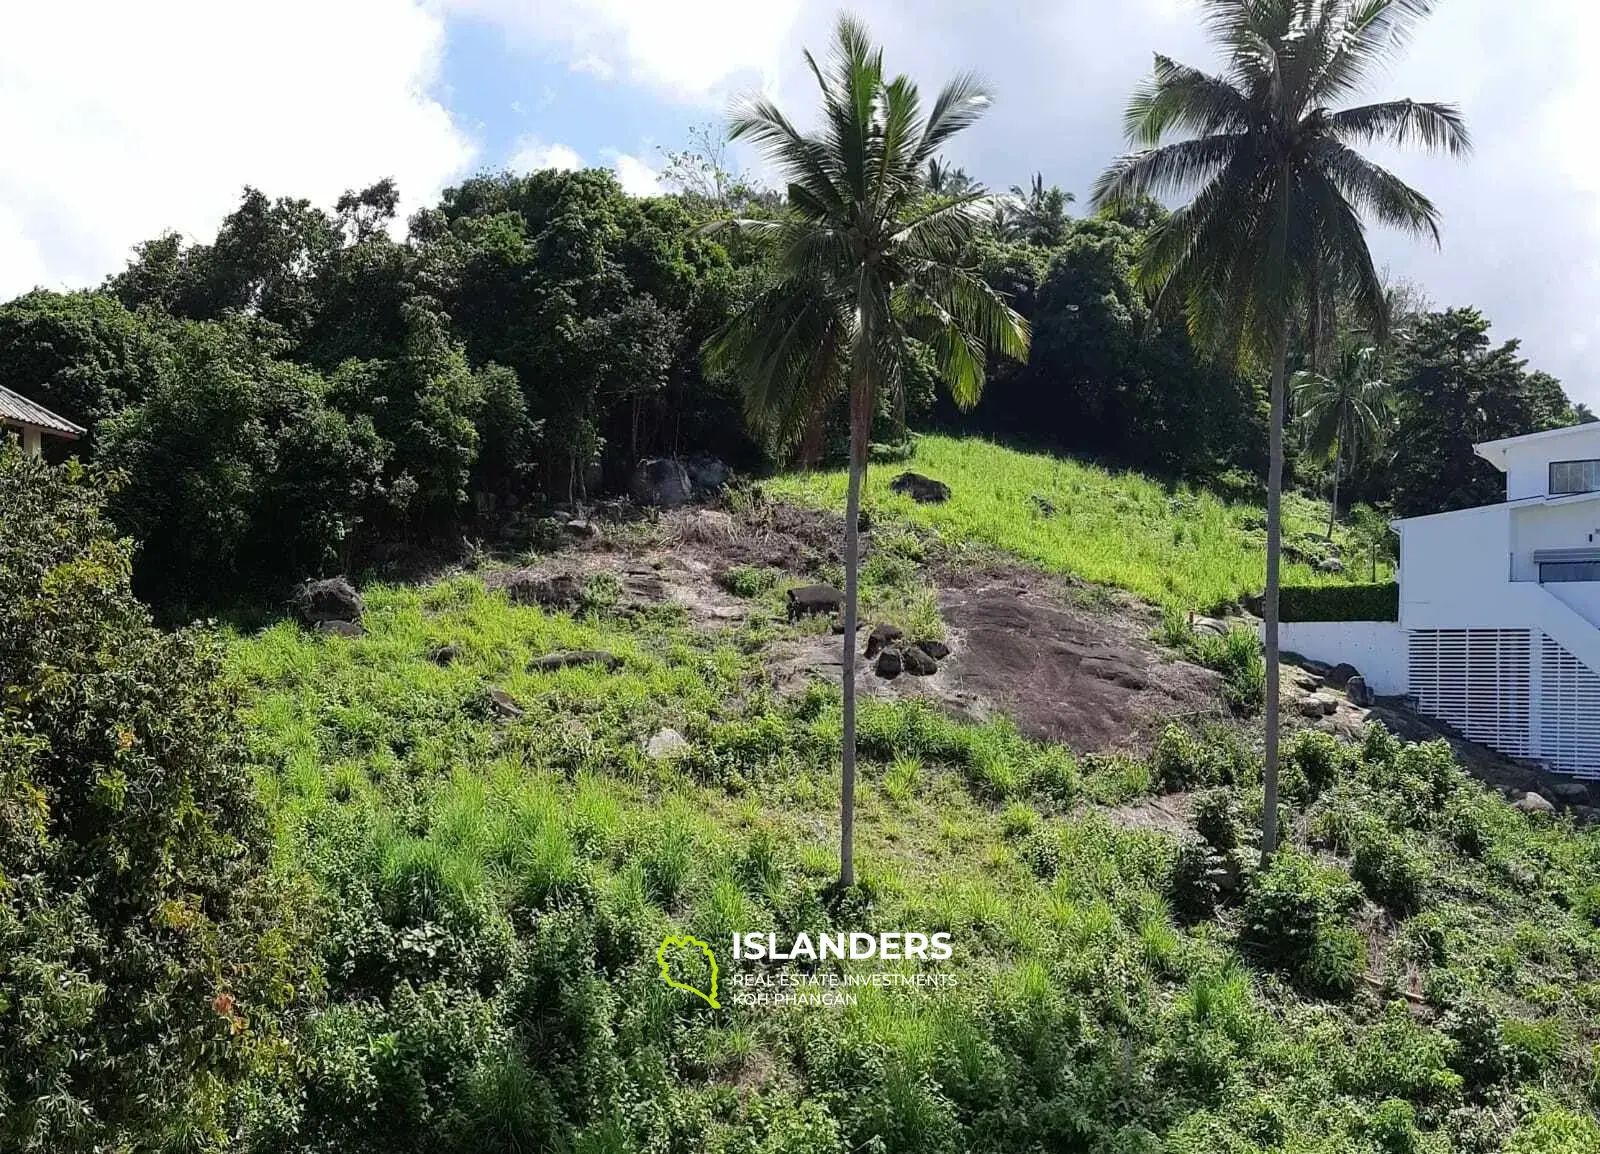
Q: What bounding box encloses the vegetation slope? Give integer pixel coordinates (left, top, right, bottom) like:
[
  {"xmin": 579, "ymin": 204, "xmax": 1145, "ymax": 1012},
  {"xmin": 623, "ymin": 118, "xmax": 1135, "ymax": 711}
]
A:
[
  {"xmin": 211, "ymin": 440, "xmax": 1595, "ymax": 1154},
  {"xmin": 770, "ymin": 435, "xmax": 1390, "ymax": 613}
]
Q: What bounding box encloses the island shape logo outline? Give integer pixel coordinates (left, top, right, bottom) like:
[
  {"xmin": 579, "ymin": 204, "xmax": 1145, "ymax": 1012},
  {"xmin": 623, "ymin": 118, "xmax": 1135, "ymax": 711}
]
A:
[{"xmin": 656, "ymin": 934, "xmax": 720, "ymax": 1008}]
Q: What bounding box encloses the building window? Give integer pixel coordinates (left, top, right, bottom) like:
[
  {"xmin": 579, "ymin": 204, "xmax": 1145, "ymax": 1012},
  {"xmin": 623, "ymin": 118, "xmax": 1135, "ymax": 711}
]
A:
[
  {"xmin": 1550, "ymin": 458, "xmax": 1600, "ymax": 495},
  {"xmin": 1540, "ymin": 560, "xmax": 1600, "ymax": 583}
]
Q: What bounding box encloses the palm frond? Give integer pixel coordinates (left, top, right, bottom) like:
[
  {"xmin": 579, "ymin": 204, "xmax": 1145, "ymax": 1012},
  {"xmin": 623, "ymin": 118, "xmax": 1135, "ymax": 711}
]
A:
[
  {"xmin": 1093, "ymin": 135, "xmax": 1246, "ymax": 208},
  {"xmin": 1312, "ymin": 139, "xmax": 1441, "ymax": 243},
  {"xmin": 1124, "ymin": 55, "xmax": 1253, "ymax": 144},
  {"xmin": 1311, "ymin": 0, "xmax": 1441, "ymax": 101},
  {"xmin": 915, "ymin": 72, "xmax": 993, "ymax": 165},
  {"xmin": 1327, "ymin": 99, "xmax": 1471, "ymax": 155}
]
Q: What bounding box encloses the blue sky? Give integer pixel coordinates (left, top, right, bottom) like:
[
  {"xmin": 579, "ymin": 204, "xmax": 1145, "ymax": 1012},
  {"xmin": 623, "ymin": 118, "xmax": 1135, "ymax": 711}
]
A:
[
  {"xmin": 3, "ymin": 0, "xmax": 1600, "ymax": 405},
  {"xmin": 438, "ymin": 14, "xmax": 687, "ymax": 191}
]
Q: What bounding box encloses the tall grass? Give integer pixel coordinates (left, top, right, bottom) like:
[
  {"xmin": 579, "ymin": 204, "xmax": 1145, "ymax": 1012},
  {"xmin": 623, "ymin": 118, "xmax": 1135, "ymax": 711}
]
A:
[{"xmin": 768, "ymin": 435, "xmax": 1389, "ymax": 612}]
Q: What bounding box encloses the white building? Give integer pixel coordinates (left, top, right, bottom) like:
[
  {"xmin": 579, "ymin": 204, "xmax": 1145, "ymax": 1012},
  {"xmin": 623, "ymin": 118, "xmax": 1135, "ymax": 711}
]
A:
[{"xmin": 1284, "ymin": 423, "xmax": 1600, "ymax": 779}]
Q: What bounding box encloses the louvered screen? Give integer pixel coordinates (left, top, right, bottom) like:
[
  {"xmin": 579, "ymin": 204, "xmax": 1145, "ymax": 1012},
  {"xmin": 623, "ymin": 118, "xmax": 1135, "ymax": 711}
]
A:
[
  {"xmin": 1539, "ymin": 636, "xmax": 1600, "ymax": 780},
  {"xmin": 1408, "ymin": 630, "xmax": 1534, "ymax": 757}
]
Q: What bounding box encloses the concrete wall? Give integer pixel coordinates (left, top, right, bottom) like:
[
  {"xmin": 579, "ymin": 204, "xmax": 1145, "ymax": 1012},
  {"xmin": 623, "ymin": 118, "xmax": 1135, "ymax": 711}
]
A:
[
  {"xmin": 1509, "ymin": 502, "xmax": 1600, "ymax": 582},
  {"xmin": 1396, "ymin": 504, "xmax": 1516, "ymax": 629},
  {"xmin": 1500, "ymin": 426, "xmax": 1600, "ymax": 500},
  {"xmin": 1277, "ymin": 621, "xmax": 1408, "ymax": 696}
]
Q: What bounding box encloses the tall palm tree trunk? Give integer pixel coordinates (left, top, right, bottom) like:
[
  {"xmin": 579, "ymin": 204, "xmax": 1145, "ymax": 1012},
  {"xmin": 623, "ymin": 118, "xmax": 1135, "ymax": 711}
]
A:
[
  {"xmin": 838, "ymin": 371, "xmax": 873, "ymax": 890},
  {"xmin": 1263, "ymin": 316, "xmax": 1289, "ymax": 860},
  {"xmin": 1326, "ymin": 438, "xmax": 1341, "ymax": 541},
  {"xmin": 1262, "ymin": 160, "xmax": 1293, "ymax": 862}
]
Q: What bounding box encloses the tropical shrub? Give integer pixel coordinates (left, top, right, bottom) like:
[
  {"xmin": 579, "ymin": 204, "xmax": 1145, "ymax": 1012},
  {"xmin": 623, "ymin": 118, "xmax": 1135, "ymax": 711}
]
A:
[{"xmin": 0, "ymin": 447, "xmax": 309, "ymax": 1152}]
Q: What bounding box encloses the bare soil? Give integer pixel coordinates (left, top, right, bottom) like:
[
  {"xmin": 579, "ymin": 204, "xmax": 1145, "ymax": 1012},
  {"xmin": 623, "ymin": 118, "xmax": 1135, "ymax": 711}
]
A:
[{"xmin": 489, "ymin": 503, "xmax": 1230, "ymax": 756}]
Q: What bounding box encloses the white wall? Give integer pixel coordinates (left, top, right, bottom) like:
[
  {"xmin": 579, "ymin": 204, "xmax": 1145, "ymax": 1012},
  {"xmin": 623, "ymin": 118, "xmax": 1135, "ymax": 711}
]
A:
[
  {"xmin": 1509, "ymin": 502, "xmax": 1600, "ymax": 581},
  {"xmin": 1397, "ymin": 504, "xmax": 1515, "ymax": 629},
  {"xmin": 1548, "ymin": 583, "xmax": 1600, "ymax": 626},
  {"xmin": 1277, "ymin": 622, "xmax": 1408, "ymax": 696},
  {"xmin": 1499, "ymin": 426, "xmax": 1600, "ymax": 501}
]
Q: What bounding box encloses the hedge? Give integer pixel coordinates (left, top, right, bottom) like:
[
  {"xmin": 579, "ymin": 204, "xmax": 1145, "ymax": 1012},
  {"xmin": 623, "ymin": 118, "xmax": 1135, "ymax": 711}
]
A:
[{"xmin": 1280, "ymin": 582, "xmax": 1399, "ymax": 623}]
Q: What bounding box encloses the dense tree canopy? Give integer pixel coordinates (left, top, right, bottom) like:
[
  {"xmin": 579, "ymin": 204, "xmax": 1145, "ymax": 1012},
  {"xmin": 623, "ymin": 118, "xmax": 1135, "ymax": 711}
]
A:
[{"xmin": 0, "ymin": 126, "xmax": 1581, "ymax": 610}]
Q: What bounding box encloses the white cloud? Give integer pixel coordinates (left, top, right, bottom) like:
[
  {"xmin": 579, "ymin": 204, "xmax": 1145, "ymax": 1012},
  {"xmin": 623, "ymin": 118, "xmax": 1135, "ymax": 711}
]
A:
[
  {"xmin": 443, "ymin": 0, "xmax": 804, "ymax": 103},
  {"xmin": 511, "ymin": 139, "xmax": 585, "ymax": 172},
  {"xmin": 608, "ymin": 152, "xmax": 662, "ymax": 197},
  {"xmin": 0, "ymin": 0, "xmax": 475, "ymax": 299}
]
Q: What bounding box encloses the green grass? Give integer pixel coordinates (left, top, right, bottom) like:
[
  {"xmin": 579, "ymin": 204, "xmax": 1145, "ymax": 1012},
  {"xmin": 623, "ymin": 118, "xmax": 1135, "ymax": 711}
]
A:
[
  {"xmin": 767, "ymin": 434, "xmax": 1391, "ymax": 613},
  {"xmin": 224, "ymin": 571, "xmax": 1600, "ymax": 1154}
]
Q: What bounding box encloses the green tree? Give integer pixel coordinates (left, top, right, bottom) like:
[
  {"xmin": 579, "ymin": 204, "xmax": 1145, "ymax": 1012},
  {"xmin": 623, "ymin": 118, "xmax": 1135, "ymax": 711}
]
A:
[
  {"xmin": 1093, "ymin": 0, "xmax": 1468, "ymax": 855},
  {"xmin": 0, "ymin": 447, "xmax": 309, "ymax": 1151},
  {"xmin": 1292, "ymin": 342, "xmax": 1394, "ymax": 538},
  {"xmin": 1389, "ymin": 308, "xmax": 1576, "ymax": 516},
  {"xmin": 0, "ymin": 290, "xmax": 167, "ymax": 438},
  {"xmin": 1007, "ymin": 173, "xmax": 1074, "ymax": 246},
  {"xmin": 103, "ymin": 317, "xmax": 387, "ymax": 605},
  {"xmin": 706, "ymin": 15, "xmax": 1029, "ymax": 886}
]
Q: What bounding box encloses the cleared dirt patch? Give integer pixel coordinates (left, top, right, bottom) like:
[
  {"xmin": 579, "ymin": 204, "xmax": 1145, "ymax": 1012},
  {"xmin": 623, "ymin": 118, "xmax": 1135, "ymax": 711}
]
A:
[
  {"xmin": 484, "ymin": 503, "xmax": 1230, "ymax": 755},
  {"xmin": 933, "ymin": 565, "xmax": 1225, "ymax": 750}
]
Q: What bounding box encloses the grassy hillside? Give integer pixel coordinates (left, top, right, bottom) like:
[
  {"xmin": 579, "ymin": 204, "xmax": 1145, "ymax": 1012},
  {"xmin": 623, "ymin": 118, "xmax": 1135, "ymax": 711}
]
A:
[
  {"xmin": 767, "ymin": 436, "xmax": 1391, "ymax": 613},
  {"xmin": 226, "ymin": 571, "xmax": 1600, "ymax": 1153}
]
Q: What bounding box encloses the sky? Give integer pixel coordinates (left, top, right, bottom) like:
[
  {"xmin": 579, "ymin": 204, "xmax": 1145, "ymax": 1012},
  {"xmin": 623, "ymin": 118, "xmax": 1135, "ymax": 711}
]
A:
[{"xmin": 2, "ymin": 0, "xmax": 1598, "ymax": 406}]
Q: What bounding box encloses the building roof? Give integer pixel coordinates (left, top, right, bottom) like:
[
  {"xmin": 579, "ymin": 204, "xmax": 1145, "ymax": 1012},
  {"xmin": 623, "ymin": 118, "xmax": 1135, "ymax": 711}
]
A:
[
  {"xmin": 1390, "ymin": 488, "xmax": 1600, "ymax": 528},
  {"xmin": 0, "ymin": 385, "xmax": 85, "ymax": 438},
  {"xmin": 1474, "ymin": 421, "xmax": 1600, "ymax": 469}
]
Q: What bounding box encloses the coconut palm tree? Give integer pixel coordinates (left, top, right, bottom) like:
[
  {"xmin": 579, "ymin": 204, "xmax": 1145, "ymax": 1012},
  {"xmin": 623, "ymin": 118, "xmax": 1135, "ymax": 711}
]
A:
[
  {"xmin": 1292, "ymin": 342, "xmax": 1395, "ymax": 539},
  {"xmin": 706, "ymin": 15, "xmax": 1029, "ymax": 889},
  {"xmin": 1092, "ymin": 0, "xmax": 1468, "ymax": 856},
  {"xmin": 1007, "ymin": 173, "xmax": 1074, "ymax": 246},
  {"xmin": 925, "ymin": 158, "xmax": 975, "ymax": 196}
]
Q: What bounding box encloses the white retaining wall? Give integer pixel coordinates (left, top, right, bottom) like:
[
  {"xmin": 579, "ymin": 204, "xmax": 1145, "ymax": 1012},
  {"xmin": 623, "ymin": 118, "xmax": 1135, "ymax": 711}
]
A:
[{"xmin": 1275, "ymin": 621, "xmax": 1409, "ymax": 696}]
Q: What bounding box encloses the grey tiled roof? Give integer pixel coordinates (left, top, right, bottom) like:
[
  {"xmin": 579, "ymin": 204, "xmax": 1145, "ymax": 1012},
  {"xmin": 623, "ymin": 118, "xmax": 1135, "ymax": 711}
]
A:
[{"xmin": 0, "ymin": 385, "xmax": 85, "ymax": 437}]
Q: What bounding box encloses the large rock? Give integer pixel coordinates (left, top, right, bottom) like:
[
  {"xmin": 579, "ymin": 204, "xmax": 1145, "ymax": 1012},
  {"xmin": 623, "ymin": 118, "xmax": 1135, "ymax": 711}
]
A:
[
  {"xmin": 1549, "ymin": 781, "xmax": 1593, "ymax": 805},
  {"xmin": 901, "ymin": 644, "xmax": 939, "ymax": 676},
  {"xmin": 529, "ymin": 650, "xmax": 622, "ymax": 673},
  {"xmin": 1325, "ymin": 662, "xmax": 1361, "ymax": 689},
  {"xmin": 889, "ymin": 471, "xmax": 951, "ymax": 504},
  {"xmin": 682, "ymin": 453, "xmax": 731, "ymax": 496},
  {"xmin": 915, "ymin": 639, "xmax": 951, "ymax": 660},
  {"xmin": 295, "ymin": 577, "xmax": 363, "ymax": 625},
  {"xmin": 865, "ymin": 623, "xmax": 904, "ymax": 658},
  {"xmin": 1345, "ymin": 675, "xmax": 1374, "ymax": 707},
  {"xmin": 429, "ymin": 644, "xmax": 462, "ymax": 666},
  {"xmin": 874, "ymin": 648, "xmax": 903, "ymax": 678},
  {"xmin": 787, "ymin": 584, "xmax": 844, "ymax": 621},
  {"xmin": 506, "ymin": 572, "xmax": 584, "ymax": 610},
  {"xmin": 1297, "ymin": 694, "xmax": 1339, "ymax": 718},
  {"xmin": 630, "ymin": 458, "xmax": 695, "ymax": 508},
  {"xmin": 645, "ymin": 728, "xmax": 691, "ymax": 759},
  {"xmin": 1515, "ymin": 791, "xmax": 1556, "ymax": 816}
]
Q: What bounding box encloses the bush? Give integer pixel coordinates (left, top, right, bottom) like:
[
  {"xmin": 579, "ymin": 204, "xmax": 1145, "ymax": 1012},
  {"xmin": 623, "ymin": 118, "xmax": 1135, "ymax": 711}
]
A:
[
  {"xmin": 1280, "ymin": 582, "xmax": 1399, "ymax": 623},
  {"xmin": 1241, "ymin": 850, "xmax": 1363, "ymax": 995},
  {"xmin": 1190, "ymin": 628, "xmax": 1267, "ymax": 715},
  {"xmin": 1351, "ymin": 830, "xmax": 1428, "ymax": 916},
  {"xmin": 0, "ymin": 448, "xmax": 309, "ymax": 1150},
  {"xmin": 719, "ymin": 565, "xmax": 780, "ymax": 597},
  {"xmin": 1154, "ymin": 725, "xmax": 1221, "ymax": 792},
  {"xmin": 1193, "ymin": 789, "xmax": 1246, "ymax": 852},
  {"xmin": 1362, "ymin": 1099, "xmax": 1422, "ymax": 1154},
  {"xmin": 1285, "ymin": 729, "xmax": 1344, "ymax": 799}
]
